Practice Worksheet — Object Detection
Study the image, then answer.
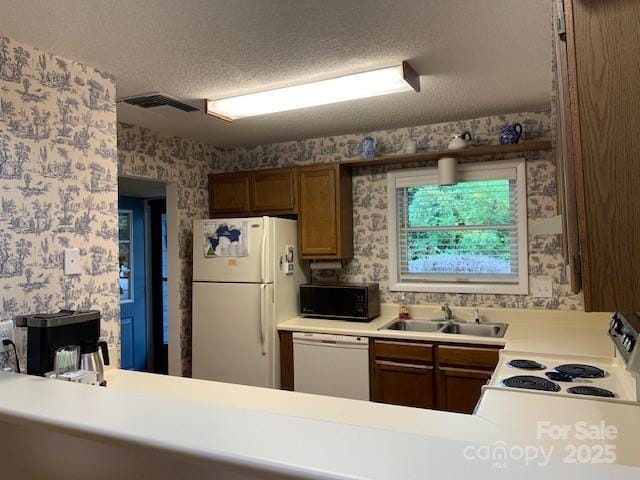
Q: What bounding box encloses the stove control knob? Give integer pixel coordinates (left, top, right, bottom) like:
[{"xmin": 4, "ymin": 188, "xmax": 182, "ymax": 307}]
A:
[
  {"xmin": 623, "ymin": 334, "xmax": 635, "ymax": 352},
  {"xmin": 610, "ymin": 313, "xmax": 623, "ymax": 334}
]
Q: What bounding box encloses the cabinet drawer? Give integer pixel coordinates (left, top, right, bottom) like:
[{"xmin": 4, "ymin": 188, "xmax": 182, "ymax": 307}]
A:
[
  {"xmin": 373, "ymin": 339, "xmax": 433, "ymax": 363},
  {"xmin": 437, "ymin": 345, "xmax": 500, "ymax": 369}
]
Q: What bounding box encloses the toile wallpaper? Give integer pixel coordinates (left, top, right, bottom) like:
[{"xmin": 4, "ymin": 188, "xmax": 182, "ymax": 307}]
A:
[
  {"xmin": 0, "ymin": 35, "xmax": 118, "ymax": 369},
  {"xmin": 222, "ymin": 111, "xmax": 583, "ymax": 311},
  {"xmin": 0, "ymin": 28, "xmax": 578, "ymax": 375},
  {"xmin": 117, "ymin": 123, "xmax": 221, "ymax": 375}
]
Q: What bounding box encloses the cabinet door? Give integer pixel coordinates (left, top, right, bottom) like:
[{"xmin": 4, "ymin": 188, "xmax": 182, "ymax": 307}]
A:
[
  {"xmin": 437, "ymin": 367, "xmax": 491, "ymax": 414},
  {"xmin": 372, "ymin": 360, "xmax": 435, "ymax": 409},
  {"xmin": 208, "ymin": 173, "xmax": 250, "ymax": 216},
  {"xmin": 298, "ymin": 166, "xmax": 338, "ymax": 256},
  {"xmin": 250, "ymin": 168, "xmax": 297, "ymax": 214}
]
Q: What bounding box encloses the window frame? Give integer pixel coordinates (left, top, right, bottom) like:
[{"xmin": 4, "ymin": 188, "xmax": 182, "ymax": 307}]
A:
[
  {"xmin": 119, "ymin": 209, "xmax": 134, "ymax": 304},
  {"xmin": 387, "ymin": 159, "xmax": 529, "ymax": 294}
]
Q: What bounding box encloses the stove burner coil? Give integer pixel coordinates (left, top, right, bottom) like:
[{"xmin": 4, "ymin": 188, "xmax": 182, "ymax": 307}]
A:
[
  {"xmin": 508, "ymin": 359, "xmax": 546, "ymax": 370},
  {"xmin": 555, "ymin": 364, "xmax": 606, "ymax": 378},
  {"xmin": 502, "ymin": 375, "xmax": 561, "ymax": 392},
  {"xmin": 567, "ymin": 386, "xmax": 616, "ymax": 398}
]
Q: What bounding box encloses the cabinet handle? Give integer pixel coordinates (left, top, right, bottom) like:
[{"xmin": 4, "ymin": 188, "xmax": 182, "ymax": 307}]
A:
[
  {"xmin": 377, "ymin": 340, "xmax": 431, "ymax": 348},
  {"xmin": 376, "ymin": 360, "xmax": 431, "ymax": 370}
]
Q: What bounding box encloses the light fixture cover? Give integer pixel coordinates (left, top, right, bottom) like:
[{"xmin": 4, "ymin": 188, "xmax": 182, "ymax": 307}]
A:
[
  {"xmin": 438, "ymin": 157, "xmax": 458, "ymax": 185},
  {"xmin": 206, "ymin": 61, "xmax": 419, "ymax": 121}
]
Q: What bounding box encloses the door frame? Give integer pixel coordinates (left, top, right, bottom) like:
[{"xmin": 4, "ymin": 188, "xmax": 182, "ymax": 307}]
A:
[
  {"xmin": 118, "ymin": 176, "xmax": 181, "ymax": 376},
  {"xmin": 147, "ymin": 198, "xmax": 168, "ymax": 374}
]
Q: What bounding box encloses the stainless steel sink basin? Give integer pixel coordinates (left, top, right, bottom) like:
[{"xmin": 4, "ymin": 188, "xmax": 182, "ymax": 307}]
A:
[
  {"xmin": 379, "ymin": 318, "xmax": 508, "ymax": 338},
  {"xmin": 440, "ymin": 322, "xmax": 508, "ymax": 338},
  {"xmin": 382, "ymin": 319, "xmax": 448, "ymax": 333}
]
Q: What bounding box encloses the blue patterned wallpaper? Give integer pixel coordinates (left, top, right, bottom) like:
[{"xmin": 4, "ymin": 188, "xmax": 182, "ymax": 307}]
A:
[
  {"xmin": 117, "ymin": 123, "xmax": 221, "ymax": 375},
  {"xmin": 0, "ymin": 35, "xmax": 118, "ymax": 369},
  {"xmin": 222, "ymin": 111, "xmax": 583, "ymax": 311}
]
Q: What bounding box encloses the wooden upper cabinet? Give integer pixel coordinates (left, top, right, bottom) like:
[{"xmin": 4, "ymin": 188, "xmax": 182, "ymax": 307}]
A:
[
  {"xmin": 208, "ymin": 168, "xmax": 298, "ymax": 217},
  {"xmin": 298, "ymin": 164, "xmax": 353, "ymax": 259},
  {"xmin": 207, "ymin": 164, "xmax": 354, "ymax": 258},
  {"xmin": 208, "ymin": 172, "xmax": 251, "ymax": 216},
  {"xmin": 561, "ymin": 0, "xmax": 640, "ymax": 312},
  {"xmin": 250, "ymin": 167, "xmax": 297, "ymax": 214}
]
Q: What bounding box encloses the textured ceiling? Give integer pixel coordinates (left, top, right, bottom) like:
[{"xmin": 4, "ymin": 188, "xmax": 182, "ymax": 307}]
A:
[{"xmin": 0, "ymin": 0, "xmax": 551, "ymax": 147}]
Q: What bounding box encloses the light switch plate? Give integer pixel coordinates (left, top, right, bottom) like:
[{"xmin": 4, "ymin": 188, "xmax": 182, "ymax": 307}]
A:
[
  {"xmin": 64, "ymin": 248, "xmax": 81, "ymax": 275},
  {"xmin": 531, "ymin": 277, "xmax": 553, "ymax": 298}
]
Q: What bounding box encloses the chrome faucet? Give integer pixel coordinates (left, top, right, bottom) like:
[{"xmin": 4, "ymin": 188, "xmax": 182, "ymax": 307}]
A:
[{"xmin": 441, "ymin": 303, "xmax": 453, "ymax": 321}]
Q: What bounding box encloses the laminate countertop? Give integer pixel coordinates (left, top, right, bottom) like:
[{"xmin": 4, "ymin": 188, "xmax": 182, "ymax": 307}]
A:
[
  {"xmin": 278, "ymin": 304, "xmax": 616, "ymax": 356},
  {"xmin": 0, "ymin": 305, "xmax": 639, "ymax": 479}
]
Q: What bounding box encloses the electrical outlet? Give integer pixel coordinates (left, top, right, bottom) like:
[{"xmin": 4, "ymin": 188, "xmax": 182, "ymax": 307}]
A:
[
  {"xmin": 531, "ymin": 277, "xmax": 553, "ymax": 298},
  {"xmin": 0, "ymin": 320, "xmax": 14, "ymax": 352}
]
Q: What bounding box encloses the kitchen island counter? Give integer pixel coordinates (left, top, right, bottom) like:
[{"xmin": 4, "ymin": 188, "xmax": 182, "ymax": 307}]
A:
[{"xmin": 1, "ymin": 305, "xmax": 639, "ymax": 479}]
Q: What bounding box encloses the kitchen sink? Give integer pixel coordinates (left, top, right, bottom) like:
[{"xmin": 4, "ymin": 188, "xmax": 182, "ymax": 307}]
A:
[
  {"xmin": 382, "ymin": 319, "xmax": 448, "ymax": 333},
  {"xmin": 380, "ymin": 318, "xmax": 508, "ymax": 338},
  {"xmin": 440, "ymin": 322, "xmax": 508, "ymax": 338}
]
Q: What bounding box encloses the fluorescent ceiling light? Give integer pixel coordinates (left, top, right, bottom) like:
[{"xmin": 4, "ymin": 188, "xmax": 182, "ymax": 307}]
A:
[{"xmin": 206, "ymin": 61, "xmax": 419, "ymax": 121}]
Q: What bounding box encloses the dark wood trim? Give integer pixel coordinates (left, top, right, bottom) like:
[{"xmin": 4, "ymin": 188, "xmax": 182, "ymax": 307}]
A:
[
  {"xmin": 563, "ymin": 0, "xmax": 592, "ymax": 309},
  {"xmin": 553, "ymin": 0, "xmax": 582, "ymax": 294},
  {"xmin": 279, "ymin": 331, "xmax": 294, "ymax": 390},
  {"xmin": 148, "ymin": 199, "xmax": 168, "ymax": 375},
  {"xmin": 340, "ymin": 140, "xmax": 552, "ymax": 168}
]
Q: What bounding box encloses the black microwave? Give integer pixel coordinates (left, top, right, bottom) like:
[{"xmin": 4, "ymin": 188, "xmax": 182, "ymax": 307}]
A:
[{"xmin": 299, "ymin": 283, "xmax": 380, "ymax": 322}]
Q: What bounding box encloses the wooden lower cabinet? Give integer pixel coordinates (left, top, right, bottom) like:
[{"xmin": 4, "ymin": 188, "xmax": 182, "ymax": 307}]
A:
[
  {"xmin": 437, "ymin": 367, "xmax": 492, "ymax": 414},
  {"xmin": 369, "ymin": 338, "xmax": 500, "ymax": 412},
  {"xmin": 282, "ymin": 334, "xmax": 500, "ymax": 413},
  {"xmin": 372, "ymin": 360, "xmax": 435, "ymax": 409},
  {"xmin": 370, "ymin": 338, "xmax": 436, "ymax": 409}
]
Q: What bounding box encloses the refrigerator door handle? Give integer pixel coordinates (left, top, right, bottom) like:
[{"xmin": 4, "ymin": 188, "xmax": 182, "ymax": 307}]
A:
[
  {"xmin": 260, "ymin": 217, "xmax": 268, "ymax": 283},
  {"xmin": 259, "ymin": 284, "xmax": 267, "ymax": 356}
]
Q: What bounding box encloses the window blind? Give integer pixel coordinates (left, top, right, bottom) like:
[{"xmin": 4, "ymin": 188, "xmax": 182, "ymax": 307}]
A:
[{"xmin": 395, "ymin": 176, "xmax": 520, "ymax": 284}]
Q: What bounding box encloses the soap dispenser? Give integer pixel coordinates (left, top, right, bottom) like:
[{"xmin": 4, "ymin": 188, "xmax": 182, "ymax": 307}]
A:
[{"xmin": 399, "ymin": 293, "xmax": 410, "ymax": 320}]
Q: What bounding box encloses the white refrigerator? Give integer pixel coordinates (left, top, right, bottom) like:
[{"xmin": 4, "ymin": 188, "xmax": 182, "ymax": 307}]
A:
[{"xmin": 191, "ymin": 217, "xmax": 306, "ymax": 388}]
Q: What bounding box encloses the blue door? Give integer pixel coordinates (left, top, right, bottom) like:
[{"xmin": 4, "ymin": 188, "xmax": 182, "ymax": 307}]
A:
[{"xmin": 118, "ymin": 196, "xmax": 147, "ymax": 370}]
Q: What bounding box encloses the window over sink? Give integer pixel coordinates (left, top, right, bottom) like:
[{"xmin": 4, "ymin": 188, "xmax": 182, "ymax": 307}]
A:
[{"xmin": 387, "ymin": 159, "xmax": 528, "ymax": 294}]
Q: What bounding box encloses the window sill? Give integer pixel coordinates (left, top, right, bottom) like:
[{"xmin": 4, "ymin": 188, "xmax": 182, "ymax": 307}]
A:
[{"xmin": 389, "ymin": 281, "xmax": 529, "ymax": 295}]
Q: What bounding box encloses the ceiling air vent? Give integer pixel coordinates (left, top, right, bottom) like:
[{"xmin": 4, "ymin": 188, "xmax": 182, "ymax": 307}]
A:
[{"xmin": 117, "ymin": 92, "xmax": 199, "ymax": 112}]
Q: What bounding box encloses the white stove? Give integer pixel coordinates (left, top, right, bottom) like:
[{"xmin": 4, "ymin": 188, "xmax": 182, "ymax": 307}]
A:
[{"xmin": 487, "ymin": 350, "xmax": 638, "ymax": 404}]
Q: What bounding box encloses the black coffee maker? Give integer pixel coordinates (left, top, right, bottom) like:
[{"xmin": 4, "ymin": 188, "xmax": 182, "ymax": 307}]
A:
[{"xmin": 15, "ymin": 310, "xmax": 110, "ymax": 385}]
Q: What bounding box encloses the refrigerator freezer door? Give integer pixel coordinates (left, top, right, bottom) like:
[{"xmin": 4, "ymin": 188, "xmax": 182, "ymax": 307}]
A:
[
  {"xmin": 192, "ymin": 282, "xmax": 273, "ymax": 388},
  {"xmin": 193, "ymin": 218, "xmax": 273, "ymax": 283}
]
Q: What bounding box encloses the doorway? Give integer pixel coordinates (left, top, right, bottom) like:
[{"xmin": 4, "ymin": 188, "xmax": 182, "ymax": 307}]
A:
[{"xmin": 118, "ymin": 177, "xmax": 168, "ymax": 374}]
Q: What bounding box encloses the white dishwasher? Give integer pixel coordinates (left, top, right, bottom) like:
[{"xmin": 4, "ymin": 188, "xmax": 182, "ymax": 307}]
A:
[{"xmin": 293, "ymin": 332, "xmax": 369, "ymax": 401}]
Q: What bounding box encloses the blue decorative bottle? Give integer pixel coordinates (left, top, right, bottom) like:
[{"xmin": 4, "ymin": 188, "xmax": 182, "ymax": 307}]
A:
[{"xmin": 361, "ymin": 136, "xmax": 376, "ymax": 159}]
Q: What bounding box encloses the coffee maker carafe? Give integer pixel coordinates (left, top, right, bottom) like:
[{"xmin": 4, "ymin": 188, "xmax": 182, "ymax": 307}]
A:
[
  {"xmin": 80, "ymin": 340, "xmax": 110, "ymax": 385},
  {"xmin": 15, "ymin": 310, "xmax": 110, "ymax": 385}
]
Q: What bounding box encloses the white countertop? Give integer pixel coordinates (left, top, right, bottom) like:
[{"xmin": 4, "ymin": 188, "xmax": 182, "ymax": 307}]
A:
[
  {"xmin": 278, "ymin": 304, "xmax": 616, "ymax": 356},
  {"xmin": 1, "ymin": 304, "xmax": 639, "ymax": 479}
]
